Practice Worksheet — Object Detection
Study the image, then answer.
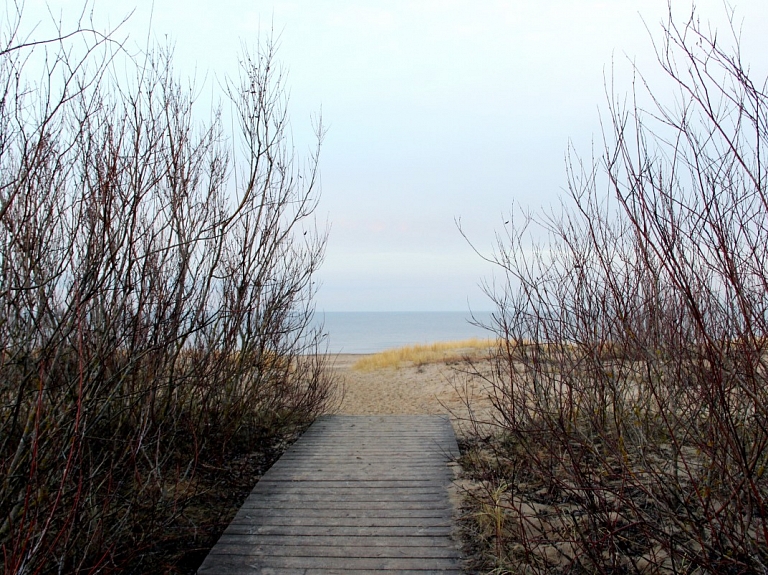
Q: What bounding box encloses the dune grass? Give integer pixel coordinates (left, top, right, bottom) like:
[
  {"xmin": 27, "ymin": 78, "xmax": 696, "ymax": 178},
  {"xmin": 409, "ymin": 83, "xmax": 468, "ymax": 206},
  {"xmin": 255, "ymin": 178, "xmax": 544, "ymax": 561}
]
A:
[{"xmin": 352, "ymin": 338, "xmax": 496, "ymax": 371}]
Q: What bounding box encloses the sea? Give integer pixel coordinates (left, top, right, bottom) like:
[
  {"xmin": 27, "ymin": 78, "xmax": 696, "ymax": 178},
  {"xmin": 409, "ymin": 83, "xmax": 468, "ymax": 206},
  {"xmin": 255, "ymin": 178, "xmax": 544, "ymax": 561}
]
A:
[{"xmin": 314, "ymin": 311, "xmax": 495, "ymax": 354}]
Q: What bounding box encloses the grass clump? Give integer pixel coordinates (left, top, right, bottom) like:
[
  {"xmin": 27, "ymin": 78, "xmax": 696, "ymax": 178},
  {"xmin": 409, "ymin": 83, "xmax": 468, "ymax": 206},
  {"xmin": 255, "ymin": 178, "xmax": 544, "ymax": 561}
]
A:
[{"xmin": 353, "ymin": 338, "xmax": 495, "ymax": 371}]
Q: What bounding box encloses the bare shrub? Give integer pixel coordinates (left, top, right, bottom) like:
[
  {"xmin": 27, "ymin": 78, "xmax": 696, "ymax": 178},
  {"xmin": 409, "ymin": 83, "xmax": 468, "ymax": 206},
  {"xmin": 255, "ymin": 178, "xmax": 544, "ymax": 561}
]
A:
[
  {"xmin": 461, "ymin": 5, "xmax": 768, "ymax": 574},
  {"xmin": 0, "ymin": 4, "xmax": 336, "ymax": 573}
]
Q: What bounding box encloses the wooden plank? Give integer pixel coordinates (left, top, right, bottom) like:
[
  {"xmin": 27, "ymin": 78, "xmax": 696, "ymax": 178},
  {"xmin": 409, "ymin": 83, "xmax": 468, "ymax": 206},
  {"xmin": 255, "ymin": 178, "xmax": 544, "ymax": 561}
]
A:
[
  {"xmin": 243, "ymin": 498, "xmax": 445, "ymax": 511},
  {"xmin": 206, "ymin": 535, "xmax": 456, "ymax": 547},
  {"xmin": 221, "ymin": 524, "xmax": 454, "ymax": 537},
  {"xmin": 252, "ymin": 482, "xmax": 440, "ymax": 490},
  {"xmin": 207, "ymin": 543, "xmax": 459, "ymax": 558},
  {"xmin": 246, "ymin": 492, "xmax": 446, "ymax": 502},
  {"xmin": 225, "ymin": 515, "xmax": 454, "ymax": 527},
  {"xmin": 233, "ymin": 510, "xmax": 452, "ymax": 520},
  {"xmin": 243, "ymin": 489, "xmax": 448, "ymax": 499},
  {"xmin": 197, "ymin": 415, "xmax": 462, "ymax": 574},
  {"xmin": 200, "ymin": 567, "xmax": 460, "ymax": 575},
  {"xmin": 251, "ymin": 474, "xmax": 450, "ymax": 482},
  {"xmin": 198, "ymin": 554, "xmax": 462, "ymax": 571}
]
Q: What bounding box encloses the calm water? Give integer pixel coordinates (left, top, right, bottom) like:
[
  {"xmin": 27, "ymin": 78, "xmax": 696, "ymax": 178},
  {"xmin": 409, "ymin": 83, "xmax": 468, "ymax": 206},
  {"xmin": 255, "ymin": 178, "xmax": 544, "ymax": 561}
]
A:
[{"xmin": 315, "ymin": 311, "xmax": 494, "ymax": 354}]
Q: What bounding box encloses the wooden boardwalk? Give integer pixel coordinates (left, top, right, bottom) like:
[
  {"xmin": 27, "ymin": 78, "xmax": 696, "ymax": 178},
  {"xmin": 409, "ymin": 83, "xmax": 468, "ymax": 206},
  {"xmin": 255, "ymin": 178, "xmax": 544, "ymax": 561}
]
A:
[{"xmin": 197, "ymin": 415, "xmax": 462, "ymax": 574}]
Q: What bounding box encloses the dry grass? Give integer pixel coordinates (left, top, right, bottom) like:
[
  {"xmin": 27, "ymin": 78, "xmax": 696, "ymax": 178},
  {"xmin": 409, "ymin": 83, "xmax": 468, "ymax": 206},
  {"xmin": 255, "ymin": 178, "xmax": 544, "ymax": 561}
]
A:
[{"xmin": 352, "ymin": 338, "xmax": 496, "ymax": 371}]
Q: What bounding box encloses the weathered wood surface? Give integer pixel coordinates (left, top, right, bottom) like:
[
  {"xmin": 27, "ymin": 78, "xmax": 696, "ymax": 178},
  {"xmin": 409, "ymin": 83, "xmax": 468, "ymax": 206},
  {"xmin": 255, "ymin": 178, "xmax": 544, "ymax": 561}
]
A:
[{"xmin": 197, "ymin": 415, "xmax": 462, "ymax": 574}]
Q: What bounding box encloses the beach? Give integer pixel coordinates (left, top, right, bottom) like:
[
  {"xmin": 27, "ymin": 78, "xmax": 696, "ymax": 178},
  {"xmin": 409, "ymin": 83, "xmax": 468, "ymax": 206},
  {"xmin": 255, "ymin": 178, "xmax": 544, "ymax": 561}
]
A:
[{"xmin": 328, "ymin": 352, "xmax": 494, "ymax": 429}]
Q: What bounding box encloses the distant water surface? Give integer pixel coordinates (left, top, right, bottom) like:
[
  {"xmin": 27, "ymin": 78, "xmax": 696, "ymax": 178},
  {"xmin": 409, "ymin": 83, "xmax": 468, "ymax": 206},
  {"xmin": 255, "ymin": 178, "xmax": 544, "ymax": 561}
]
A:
[{"xmin": 315, "ymin": 311, "xmax": 494, "ymax": 354}]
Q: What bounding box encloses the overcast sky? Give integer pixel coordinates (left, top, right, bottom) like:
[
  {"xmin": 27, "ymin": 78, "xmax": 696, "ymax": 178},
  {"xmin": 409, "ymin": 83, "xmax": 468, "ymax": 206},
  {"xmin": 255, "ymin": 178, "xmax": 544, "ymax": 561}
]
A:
[{"xmin": 15, "ymin": 0, "xmax": 768, "ymax": 311}]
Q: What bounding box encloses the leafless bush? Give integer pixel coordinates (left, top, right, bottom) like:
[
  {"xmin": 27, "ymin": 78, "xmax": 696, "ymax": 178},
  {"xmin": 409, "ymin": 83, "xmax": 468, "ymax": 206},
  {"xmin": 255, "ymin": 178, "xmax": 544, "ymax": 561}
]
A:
[
  {"xmin": 0, "ymin": 3, "xmax": 336, "ymax": 573},
  {"xmin": 462, "ymin": 5, "xmax": 768, "ymax": 574}
]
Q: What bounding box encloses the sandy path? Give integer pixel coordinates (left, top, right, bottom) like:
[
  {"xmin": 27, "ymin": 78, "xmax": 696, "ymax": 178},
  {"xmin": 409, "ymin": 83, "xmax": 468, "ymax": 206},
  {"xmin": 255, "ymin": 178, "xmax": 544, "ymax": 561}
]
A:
[{"xmin": 328, "ymin": 354, "xmax": 493, "ymax": 433}]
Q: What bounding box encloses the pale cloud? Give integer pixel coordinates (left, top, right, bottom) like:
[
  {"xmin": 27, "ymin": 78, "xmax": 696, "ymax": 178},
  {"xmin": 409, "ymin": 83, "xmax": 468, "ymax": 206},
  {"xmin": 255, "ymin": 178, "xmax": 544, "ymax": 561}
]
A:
[{"xmin": 16, "ymin": 0, "xmax": 768, "ymax": 310}]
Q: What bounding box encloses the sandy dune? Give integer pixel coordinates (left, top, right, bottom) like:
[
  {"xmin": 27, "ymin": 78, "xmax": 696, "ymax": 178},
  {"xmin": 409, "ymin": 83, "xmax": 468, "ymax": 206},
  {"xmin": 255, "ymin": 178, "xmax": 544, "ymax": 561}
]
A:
[{"xmin": 328, "ymin": 354, "xmax": 494, "ymax": 434}]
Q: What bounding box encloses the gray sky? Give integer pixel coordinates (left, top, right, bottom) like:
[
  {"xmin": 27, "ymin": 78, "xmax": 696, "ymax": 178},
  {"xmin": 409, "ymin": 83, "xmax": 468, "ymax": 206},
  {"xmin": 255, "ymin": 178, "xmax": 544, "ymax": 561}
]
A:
[{"xmin": 16, "ymin": 0, "xmax": 768, "ymax": 311}]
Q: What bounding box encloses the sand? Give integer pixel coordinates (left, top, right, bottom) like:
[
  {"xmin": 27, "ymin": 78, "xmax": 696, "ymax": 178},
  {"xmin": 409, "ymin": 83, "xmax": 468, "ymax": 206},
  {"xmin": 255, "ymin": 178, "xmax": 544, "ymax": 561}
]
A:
[{"xmin": 328, "ymin": 353, "xmax": 494, "ymax": 433}]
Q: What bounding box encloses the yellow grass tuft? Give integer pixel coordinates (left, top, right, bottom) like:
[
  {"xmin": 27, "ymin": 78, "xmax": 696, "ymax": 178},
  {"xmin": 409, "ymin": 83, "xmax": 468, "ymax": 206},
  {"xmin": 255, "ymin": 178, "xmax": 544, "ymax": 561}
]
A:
[{"xmin": 352, "ymin": 338, "xmax": 496, "ymax": 371}]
